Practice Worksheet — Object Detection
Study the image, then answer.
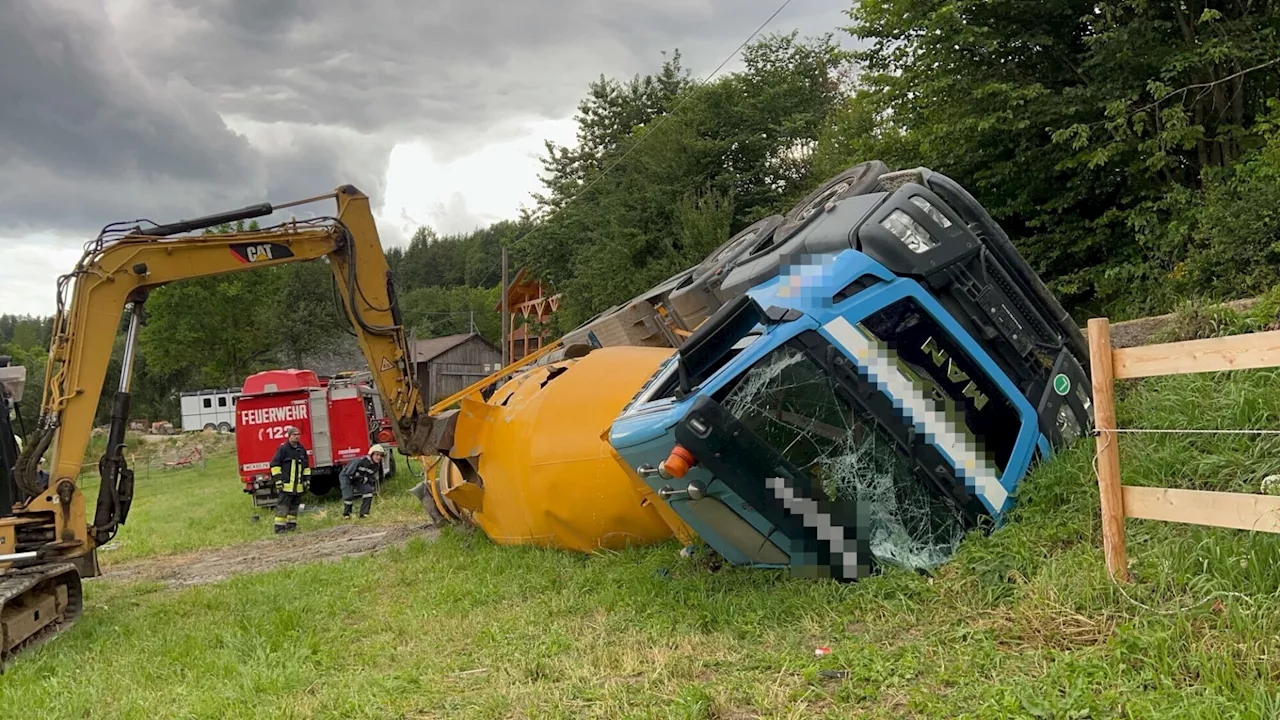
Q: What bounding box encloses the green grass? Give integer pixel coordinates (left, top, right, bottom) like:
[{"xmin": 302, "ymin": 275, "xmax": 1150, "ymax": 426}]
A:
[
  {"xmin": 78, "ymin": 445, "xmax": 430, "ymax": 567},
  {"xmin": 6, "ymin": 370, "xmax": 1280, "ymax": 717}
]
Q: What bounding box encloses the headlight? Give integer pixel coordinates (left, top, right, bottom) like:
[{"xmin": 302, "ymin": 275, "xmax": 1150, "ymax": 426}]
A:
[
  {"xmin": 882, "ymin": 209, "xmax": 939, "ymax": 254},
  {"xmin": 1075, "ymin": 386, "xmax": 1094, "ymax": 426},
  {"xmin": 1056, "ymin": 403, "xmax": 1083, "ymax": 443},
  {"xmin": 909, "ymin": 196, "xmax": 952, "ymax": 228}
]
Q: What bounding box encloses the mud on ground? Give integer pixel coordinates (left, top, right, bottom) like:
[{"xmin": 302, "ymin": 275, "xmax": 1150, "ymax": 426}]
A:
[{"xmin": 94, "ymin": 522, "xmax": 439, "ymax": 589}]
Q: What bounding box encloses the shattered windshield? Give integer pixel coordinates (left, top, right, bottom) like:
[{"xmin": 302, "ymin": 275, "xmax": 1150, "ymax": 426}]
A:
[{"xmin": 719, "ymin": 341, "xmax": 971, "ymax": 570}]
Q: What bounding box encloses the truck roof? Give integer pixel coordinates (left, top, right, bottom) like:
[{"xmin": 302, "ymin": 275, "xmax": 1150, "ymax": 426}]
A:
[
  {"xmin": 241, "ymin": 369, "xmax": 321, "ymax": 396},
  {"xmin": 178, "ymin": 388, "xmax": 241, "ymax": 397}
]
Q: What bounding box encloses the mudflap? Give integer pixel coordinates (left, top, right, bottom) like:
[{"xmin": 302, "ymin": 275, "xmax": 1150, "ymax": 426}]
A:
[{"xmin": 0, "ymin": 563, "xmax": 83, "ymax": 668}]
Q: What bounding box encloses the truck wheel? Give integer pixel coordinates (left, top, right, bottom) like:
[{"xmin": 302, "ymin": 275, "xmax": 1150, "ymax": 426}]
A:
[
  {"xmin": 203, "ymin": 423, "xmax": 216, "ymax": 432},
  {"xmin": 217, "ymin": 422, "xmax": 232, "ymax": 433},
  {"xmin": 668, "ymin": 216, "xmax": 786, "ymax": 327},
  {"xmin": 696, "ymin": 214, "xmax": 784, "ymax": 278},
  {"xmin": 308, "ymin": 472, "xmax": 336, "ymax": 497},
  {"xmin": 774, "ymin": 160, "xmax": 888, "ymax": 243}
]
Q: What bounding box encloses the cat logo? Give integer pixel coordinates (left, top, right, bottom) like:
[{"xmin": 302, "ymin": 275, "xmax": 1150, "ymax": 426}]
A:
[
  {"xmin": 230, "ymin": 242, "xmax": 295, "ymax": 264},
  {"xmin": 921, "ymin": 337, "xmax": 990, "ymax": 410}
]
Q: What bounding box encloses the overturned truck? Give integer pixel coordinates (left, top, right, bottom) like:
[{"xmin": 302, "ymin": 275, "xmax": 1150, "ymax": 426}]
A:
[{"xmin": 422, "ymin": 162, "xmax": 1093, "ymax": 580}]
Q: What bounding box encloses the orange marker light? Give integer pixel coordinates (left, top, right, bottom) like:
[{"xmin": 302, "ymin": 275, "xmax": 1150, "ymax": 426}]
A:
[{"xmin": 660, "ymin": 445, "xmax": 697, "ymax": 479}]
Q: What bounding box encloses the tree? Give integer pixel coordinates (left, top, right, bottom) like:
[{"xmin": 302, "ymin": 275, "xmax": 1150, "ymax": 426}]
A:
[
  {"xmin": 837, "ymin": 0, "xmax": 1280, "ymax": 316},
  {"xmin": 275, "ymin": 260, "xmax": 344, "ymax": 368},
  {"xmin": 521, "ymin": 33, "xmax": 853, "ymax": 328},
  {"xmin": 140, "ymin": 271, "xmax": 282, "ymax": 388},
  {"xmin": 400, "ymin": 286, "xmax": 502, "ymax": 346}
]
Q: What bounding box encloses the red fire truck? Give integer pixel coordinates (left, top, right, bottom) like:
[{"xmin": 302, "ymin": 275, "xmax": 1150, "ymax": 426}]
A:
[{"xmin": 235, "ymin": 369, "xmax": 398, "ymax": 507}]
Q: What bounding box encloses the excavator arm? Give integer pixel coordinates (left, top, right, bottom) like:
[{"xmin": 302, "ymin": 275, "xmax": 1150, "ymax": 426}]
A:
[{"xmin": 0, "ymin": 185, "xmax": 440, "ymax": 660}]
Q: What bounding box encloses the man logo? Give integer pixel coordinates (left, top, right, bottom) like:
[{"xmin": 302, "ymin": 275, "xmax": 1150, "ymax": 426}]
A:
[
  {"xmin": 920, "ymin": 336, "xmax": 990, "ymax": 411},
  {"xmin": 230, "ymin": 242, "xmax": 295, "ymax": 264}
]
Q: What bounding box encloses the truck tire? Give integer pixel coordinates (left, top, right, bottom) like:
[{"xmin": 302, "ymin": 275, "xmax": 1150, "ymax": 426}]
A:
[
  {"xmin": 668, "ymin": 216, "xmax": 787, "ymax": 329},
  {"xmin": 774, "ymin": 160, "xmax": 888, "ymax": 244},
  {"xmin": 714, "ymin": 163, "xmax": 890, "ymax": 303},
  {"xmin": 308, "ymin": 472, "xmax": 336, "ymax": 497},
  {"xmin": 217, "ymin": 422, "xmax": 232, "ymax": 433},
  {"xmin": 695, "ymin": 215, "xmax": 784, "ymax": 279},
  {"xmin": 203, "ymin": 423, "xmax": 216, "ymax": 432}
]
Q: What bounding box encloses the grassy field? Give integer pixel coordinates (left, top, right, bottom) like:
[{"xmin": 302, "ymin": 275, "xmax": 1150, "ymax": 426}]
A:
[
  {"xmin": 76, "ymin": 437, "xmax": 431, "ymax": 567},
  {"xmin": 5, "ymin": 369, "xmax": 1280, "ymax": 718}
]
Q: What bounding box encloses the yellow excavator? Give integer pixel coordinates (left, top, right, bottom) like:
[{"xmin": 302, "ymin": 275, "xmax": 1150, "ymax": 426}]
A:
[
  {"xmin": 0, "ymin": 186, "xmax": 427, "ymax": 661},
  {"xmin": 0, "ymin": 184, "xmax": 680, "ymax": 661},
  {"xmin": 0, "ymin": 185, "xmax": 688, "ymax": 663}
]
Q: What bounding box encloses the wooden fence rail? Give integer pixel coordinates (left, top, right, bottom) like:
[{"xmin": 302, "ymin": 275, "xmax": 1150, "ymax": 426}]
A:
[{"xmin": 1088, "ymin": 318, "xmax": 1280, "ymax": 582}]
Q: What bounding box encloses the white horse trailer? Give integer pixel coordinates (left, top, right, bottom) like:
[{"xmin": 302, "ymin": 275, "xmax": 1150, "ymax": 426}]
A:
[{"xmin": 180, "ymin": 388, "xmax": 241, "ymax": 432}]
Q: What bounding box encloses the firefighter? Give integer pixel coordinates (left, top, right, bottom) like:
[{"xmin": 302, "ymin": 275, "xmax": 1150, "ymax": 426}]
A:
[
  {"xmin": 339, "ymin": 444, "xmax": 384, "ymax": 519},
  {"xmin": 270, "ymin": 426, "xmax": 311, "ymax": 533}
]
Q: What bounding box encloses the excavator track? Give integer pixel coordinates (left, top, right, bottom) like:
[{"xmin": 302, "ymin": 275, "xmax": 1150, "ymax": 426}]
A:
[{"xmin": 0, "ymin": 563, "xmax": 83, "ymax": 669}]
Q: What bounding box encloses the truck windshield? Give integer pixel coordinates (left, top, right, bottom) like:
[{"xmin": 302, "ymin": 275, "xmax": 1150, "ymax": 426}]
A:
[{"xmin": 717, "ymin": 340, "xmax": 971, "ymax": 569}]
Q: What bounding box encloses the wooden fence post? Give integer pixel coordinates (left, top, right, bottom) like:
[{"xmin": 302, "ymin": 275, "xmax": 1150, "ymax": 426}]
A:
[{"xmin": 1088, "ymin": 318, "xmax": 1130, "ymax": 582}]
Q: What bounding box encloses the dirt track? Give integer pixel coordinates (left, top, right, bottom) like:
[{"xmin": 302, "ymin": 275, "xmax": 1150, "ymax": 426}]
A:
[
  {"xmin": 95, "ymin": 522, "xmax": 439, "ymax": 589},
  {"xmin": 1094, "ymin": 297, "xmax": 1260, "ymax": 349}
]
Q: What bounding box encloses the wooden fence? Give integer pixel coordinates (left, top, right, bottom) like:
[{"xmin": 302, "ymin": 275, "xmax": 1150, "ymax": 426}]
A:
[{"xmin": 1088, "ymin": 318, "xmax": 1280, "ymax": 582}]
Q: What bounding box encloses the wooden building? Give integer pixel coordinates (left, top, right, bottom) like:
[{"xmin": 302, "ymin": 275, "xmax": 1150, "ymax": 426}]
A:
[
  {"xmin": 496, "ymin": 267, "xmax": 562, "ymax": 362},
  {"xmin": 412, "ymin": 333, "xmax": 503, "ymax": 405}
]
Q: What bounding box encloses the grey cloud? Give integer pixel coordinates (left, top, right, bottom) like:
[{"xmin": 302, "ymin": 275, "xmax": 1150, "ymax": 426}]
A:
[
  {"xmin": 0, "ymin": 1, "xmax": 263, "ymax": 232},
  {"xmin": 122, "ymin": 0, "xmax": 851, "ymax": 159},
  {"xmin": 2, "ymin": 0, "xmax": 849, "ymax": 238},
  {"xmin": 428, "ymin": 193, "xmax": 496, "ymax": 237}
]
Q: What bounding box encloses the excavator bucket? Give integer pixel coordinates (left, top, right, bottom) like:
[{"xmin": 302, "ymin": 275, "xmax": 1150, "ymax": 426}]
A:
[{"xmin": 428, "ymin": 346, "xmax": 693, "ymax": 552}]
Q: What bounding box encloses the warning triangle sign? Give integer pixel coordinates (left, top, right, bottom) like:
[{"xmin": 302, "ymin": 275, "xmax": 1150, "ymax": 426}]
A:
[{"xmin": 380, "ymin": 357, "xmax": 394, "ymax": 372}]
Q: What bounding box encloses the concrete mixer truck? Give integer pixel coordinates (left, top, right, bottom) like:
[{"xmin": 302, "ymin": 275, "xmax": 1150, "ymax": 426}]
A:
[{"xmin": 422, "ymin": 161, "xmax": 1094, "ymax": 581}]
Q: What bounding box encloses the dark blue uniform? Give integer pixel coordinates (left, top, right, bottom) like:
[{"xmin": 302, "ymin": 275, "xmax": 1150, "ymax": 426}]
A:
[
  {"xmin": 270, "ymin": 440, "xmax": 311, "ymax": 532},
  {"xmin": 339, "ymin": 455, "xmax": 381, "ymax": 518}
]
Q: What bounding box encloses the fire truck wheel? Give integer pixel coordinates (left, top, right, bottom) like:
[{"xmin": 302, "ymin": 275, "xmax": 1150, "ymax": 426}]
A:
[{"xmin": 308, "ymin": 474, "xmax": 336, "ymax": 497}]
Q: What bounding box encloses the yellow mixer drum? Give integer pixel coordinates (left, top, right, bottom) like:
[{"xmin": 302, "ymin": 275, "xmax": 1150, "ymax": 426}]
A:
[{"xmin": 429, "ymin": 347, "xmax": 693, "ymax": 552}]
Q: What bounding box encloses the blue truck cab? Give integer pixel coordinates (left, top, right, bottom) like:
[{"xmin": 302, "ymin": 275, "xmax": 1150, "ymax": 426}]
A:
[{"xmin": 607, "ymin": 165, "xmax": 1094, "ymax": 580}]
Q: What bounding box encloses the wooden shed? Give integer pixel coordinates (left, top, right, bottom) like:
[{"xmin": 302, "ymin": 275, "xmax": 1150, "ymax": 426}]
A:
[{"xmin": 413, "ymin": 333, "xmax": 503, "ymax": 405}]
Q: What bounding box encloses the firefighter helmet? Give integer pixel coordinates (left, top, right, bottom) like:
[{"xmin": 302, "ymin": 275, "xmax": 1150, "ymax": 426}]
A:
[{"xmin": 368, "ymin": 444, "xmax": 385, "ymax": 456}]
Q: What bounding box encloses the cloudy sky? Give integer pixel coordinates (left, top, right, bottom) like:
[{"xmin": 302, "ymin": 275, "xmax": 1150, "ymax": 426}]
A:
[{"xmin": 2, "ymin": 0, "xmax": 852, "ymax": 317}]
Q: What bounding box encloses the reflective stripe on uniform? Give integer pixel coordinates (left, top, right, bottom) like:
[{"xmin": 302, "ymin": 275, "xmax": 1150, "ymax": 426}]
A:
[{"xmin": 270, "ymin": 466, "xmax": 282, "ymax": 476}]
